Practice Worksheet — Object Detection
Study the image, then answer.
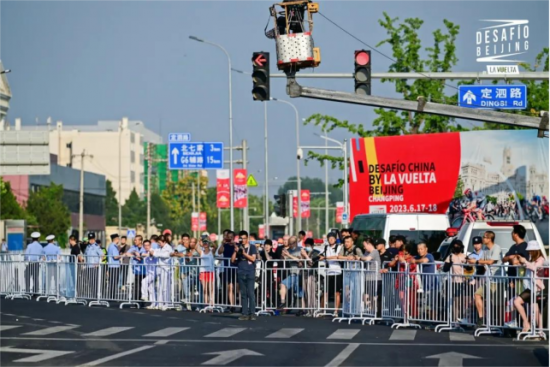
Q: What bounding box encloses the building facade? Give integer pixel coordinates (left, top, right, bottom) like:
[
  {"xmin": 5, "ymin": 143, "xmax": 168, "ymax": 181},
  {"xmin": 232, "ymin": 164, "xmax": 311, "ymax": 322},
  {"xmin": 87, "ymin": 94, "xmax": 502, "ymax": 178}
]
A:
[
  {"xmin": 15, "ymin": 117, "xmax": 162, "ymax": 203},
  {"xmin": 4, "ymin": 161, "xmax": 107, "ymax": 238}
]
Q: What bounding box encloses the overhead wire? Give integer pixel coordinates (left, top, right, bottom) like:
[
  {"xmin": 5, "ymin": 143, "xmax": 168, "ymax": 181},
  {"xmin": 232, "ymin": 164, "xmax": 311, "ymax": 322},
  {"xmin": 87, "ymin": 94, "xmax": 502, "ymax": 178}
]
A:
[{"xmin": 317, "ymin": 11, "xmax": 541, "ymax": 118}]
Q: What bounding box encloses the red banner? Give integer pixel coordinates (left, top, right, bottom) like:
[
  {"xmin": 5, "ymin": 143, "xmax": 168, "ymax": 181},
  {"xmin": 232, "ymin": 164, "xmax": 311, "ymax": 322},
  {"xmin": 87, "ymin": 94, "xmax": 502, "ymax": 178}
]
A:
[
  {"xmin": 349, "ymin": 133, "xmax": 461, "ymax": 221},
  {"xmin": 191, "ymin": 212, "xmax": 199, "ymax": 232},
  {"xmin": 292, "ymin": 190, "xmax": 311, "ymax": 218},
  {"xmin": 258, "ymin": 224, "xmax": 265, "ymax": 239},
  {"xmin": 199, "ymin": 212, "xmax": 207, "ymax": 231},
  {"xmin": 234, "ymin": 169, "xmax": 248, "ymax": 208},
  {"xmin": 335, "ymin": 202, "xmax": 344, "ymax": 224},
  {"xmin": 216, "ymin": 169, "xmax": 230, "ymax": 208}
]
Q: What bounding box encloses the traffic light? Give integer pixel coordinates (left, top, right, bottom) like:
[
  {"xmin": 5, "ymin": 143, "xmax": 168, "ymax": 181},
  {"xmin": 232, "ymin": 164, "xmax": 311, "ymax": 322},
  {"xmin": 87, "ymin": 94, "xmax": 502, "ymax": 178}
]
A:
[
  {"xmin": 274, "ymin": 193, "xmax": 286, "ymax": 217},
  {"xmin": 252, "ymin": 52, "xmax": 270, "ymax": 101},
  {"xmin": 354, "ymin": 50, "xmax": 371, "ymax": 95}
]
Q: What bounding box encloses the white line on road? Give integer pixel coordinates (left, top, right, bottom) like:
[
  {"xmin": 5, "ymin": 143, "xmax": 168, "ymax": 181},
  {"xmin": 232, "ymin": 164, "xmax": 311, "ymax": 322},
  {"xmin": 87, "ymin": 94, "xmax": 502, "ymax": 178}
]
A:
[
  {"xmin": 449, "ymin": 333, "xmax": 476, "ymax": 342},
  {"xmin": 23, "ymin": 326, "xmax": 79, "ymax": 336},
  {"xmin": 154, "ymin": 340, "xmax": 169, "ymax": 345},
  {"xmin": 77, "ymin": 345, "xmax": 154, "ymax": 366},
  {"xmin": 327, "ymin": 329, "xmax": 360, "ymax": 340},
  {"xmin": 0, "ymin": 347, "xmax": 74, "ymax": 363},
  {"xmin": 389, "ymin": 329, "xmax": 417, "ymax": 341},
  {"xmin": 143, "ymin": 327, "xmax": 190, "ymax": 337},
  {"xmin": 83, "ymin": 327, "xmax": 134, "ymax": 337},
  {"xmin": 266, "ymin": 328, "xmax": 304, "ymax": 339},
  {"xmin": 0, "ymin": 325, "xmax": 21, "ymax": 331},
  {"xmin": 205, "ymin": 328, "xmax": 246, "ymax": 338},
  {"xmin": 325, "ymin": 343, "xmax": 359, "ymax": 367}
]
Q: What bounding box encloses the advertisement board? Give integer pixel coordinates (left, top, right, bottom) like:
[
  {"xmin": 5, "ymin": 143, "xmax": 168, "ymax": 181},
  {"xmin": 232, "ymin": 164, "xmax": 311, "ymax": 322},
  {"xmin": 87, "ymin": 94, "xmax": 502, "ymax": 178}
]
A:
[{"xmin": 350, "ymin": 130, "xmax": 549, "ymax": 239}]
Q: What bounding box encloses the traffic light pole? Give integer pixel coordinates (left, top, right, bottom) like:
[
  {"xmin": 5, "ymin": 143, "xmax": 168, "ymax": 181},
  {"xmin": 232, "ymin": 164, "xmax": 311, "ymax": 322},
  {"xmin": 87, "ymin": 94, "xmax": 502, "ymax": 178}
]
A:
[
  {"xmin": 271, "ymin": 71, "xmax": 549, "ymax": 80},
  {"xmin": 286, "ymin": 78, "xmax": 548, "ymax": 130}
]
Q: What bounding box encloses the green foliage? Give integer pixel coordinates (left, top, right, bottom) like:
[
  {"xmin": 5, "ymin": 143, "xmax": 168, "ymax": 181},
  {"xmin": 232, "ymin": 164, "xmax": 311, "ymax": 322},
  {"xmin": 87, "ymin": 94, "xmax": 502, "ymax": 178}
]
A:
[
  {"xmin": 486, "ymin": 196, "xmax": 498, "ymax": 205},
  {"xmin": 453, "ymin": 176, "xmax": 464, "ymax": 199},
  {"xmin": 277, "ymin": 176, "xmax": 343, "ymax": 204},
  {"xmin": 105, "ymin": 180, "xmax": 119, "ymax": 226},
  {"xmin": 122, "ymin": 189, "xmax": 145, "ymax": 228},
  {"xmin": 0, "ymin": 179, "xmax": 28, "ymax": 220},
  {"xmin": 26, "ymin": 183, "xmax": 71, "ymax": 247},
  {"xmin": 482, "ymin": 48, "xmax": 549, "ymax": 130},
  {"xmin": 150, "ymin": 192, "xmax": 171, "ymax": 230}
]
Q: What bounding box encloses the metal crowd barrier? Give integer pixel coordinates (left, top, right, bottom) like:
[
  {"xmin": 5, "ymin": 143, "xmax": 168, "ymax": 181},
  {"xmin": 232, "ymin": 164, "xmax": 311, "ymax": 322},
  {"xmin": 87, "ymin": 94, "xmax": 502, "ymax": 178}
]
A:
[{"xmin": 2, "ymin": 252, "xmax": 549, "ymax": 340}]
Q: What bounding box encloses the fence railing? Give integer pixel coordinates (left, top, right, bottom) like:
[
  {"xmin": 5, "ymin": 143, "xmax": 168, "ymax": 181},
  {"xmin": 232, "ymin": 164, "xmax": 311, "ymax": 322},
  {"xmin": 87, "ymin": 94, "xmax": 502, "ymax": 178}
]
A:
[{"xmin": 1, "ymin": 254, "xmax": 548, "ymax": 340}]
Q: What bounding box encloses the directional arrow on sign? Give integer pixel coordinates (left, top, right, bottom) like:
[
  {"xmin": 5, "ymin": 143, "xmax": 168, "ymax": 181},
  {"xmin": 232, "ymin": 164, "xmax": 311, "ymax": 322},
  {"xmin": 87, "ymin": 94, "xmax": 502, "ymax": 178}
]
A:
[
  {"xmin": 425, "ymin": 352, "xmax": 481, "ymax": 367},
  {"xmin": 0, "ymin": 346, "xmax": 74, "ymax": 363},
  {"xmin": 201, "ymin": 349, "xmax": 263, "ymax": 365},
  {"xmin": 254, "ymin": 54, "xmax": 266, "ymax": 67},
  {"xmin": 171, "ymin": 147, "xmax": 179, "ymax": 165}
]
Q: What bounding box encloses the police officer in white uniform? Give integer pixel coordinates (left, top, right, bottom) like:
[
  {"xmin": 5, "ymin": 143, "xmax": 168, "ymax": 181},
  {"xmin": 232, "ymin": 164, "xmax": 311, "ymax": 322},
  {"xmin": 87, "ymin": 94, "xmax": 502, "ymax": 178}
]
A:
[
  {"xmin": 150, "ymin": 234, "xmax": 173, "ymax": 310},
  {"xmin": 25, "ymin": 232, "xmax": 44, "ymax": 294},
  {"xmin": 43, "ymin": 235, "xmax": 60, "ymax": 295}
]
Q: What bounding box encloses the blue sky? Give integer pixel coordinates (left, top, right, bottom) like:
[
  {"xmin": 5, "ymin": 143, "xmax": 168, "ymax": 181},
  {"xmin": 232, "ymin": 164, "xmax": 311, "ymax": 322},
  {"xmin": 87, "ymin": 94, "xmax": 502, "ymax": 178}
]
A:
[{"xmin": 2, "ymin": 0, "xmax": 548, "ymax": 195}]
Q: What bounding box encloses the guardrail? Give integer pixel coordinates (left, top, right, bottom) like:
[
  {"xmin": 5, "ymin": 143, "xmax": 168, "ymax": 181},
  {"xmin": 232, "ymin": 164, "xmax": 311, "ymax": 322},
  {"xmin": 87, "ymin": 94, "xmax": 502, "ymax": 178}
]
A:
[{"xmin": 1, "ymin": 254, "xmax": 547, "ymax": 340}]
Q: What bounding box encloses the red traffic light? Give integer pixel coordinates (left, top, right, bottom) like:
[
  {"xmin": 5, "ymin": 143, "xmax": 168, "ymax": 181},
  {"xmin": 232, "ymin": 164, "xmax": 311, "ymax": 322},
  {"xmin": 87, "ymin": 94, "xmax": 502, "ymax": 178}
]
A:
[
  {"xmin": 253, "ymin": 53, "xmax": 267, "ymax": 67},
  {"xmin": 355, "ymin": 51, "xmax": 370, "ymax": 66}
]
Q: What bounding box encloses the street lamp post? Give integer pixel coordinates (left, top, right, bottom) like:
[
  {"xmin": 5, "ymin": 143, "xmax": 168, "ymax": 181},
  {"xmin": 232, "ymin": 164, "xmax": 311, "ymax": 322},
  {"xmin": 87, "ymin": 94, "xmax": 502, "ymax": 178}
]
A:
[
  {"xmin": 301, "ymin": 136, "xmax": 349, "ymax": 226},
  {"xmin": 264, "ymin": 101, "xmax": 269, "ymax": 238},
  {"xmin": 189, "ymin": 35, "xmax": 234, "ymax": 230},
  {"xmin": 271, "ymin": 97, "xmax": 301, "ymax": 233},
  {"xmin": 0, "ymin": 69, "xmax": 11, "ymax": 74}
]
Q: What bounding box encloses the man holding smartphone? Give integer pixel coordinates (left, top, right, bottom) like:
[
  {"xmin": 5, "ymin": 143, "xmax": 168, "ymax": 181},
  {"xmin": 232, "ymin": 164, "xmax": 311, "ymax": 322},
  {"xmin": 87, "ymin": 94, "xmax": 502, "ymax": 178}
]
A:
[{"xmin": 231, "ymin": 230, "xmax": 257, "ymax": 321}]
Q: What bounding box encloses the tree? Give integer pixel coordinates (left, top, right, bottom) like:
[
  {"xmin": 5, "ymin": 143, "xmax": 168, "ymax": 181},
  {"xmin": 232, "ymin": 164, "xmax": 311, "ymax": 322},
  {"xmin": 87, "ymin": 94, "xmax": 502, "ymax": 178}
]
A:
[
  {"xmin": 105, "ymin": 180, "xmax": 119, "ymax": 226},
  {"xmin": 482, "ymin": 48, "xmax": 549, "ymax": 130},
  {"xmin": 453, "ymin": 176, "xmax": 465, "ymax": 199},
  {"xmin": 277, "ymin": 176, "xmax": 343, "ymax": 204},
  {"xmin": 0, "ymin": 179, "xmax": 27, "ymax": 220},
  {"xmin": 122, "ymin": 188, "xmax": 145, "ymax": 228},
  {"xmin": 26, "ymin": 183, "xmax": 71, "ymax": 247},
  {"xmin": 150, "ymin": 192, "xmax": 171, "ymax": 230}
]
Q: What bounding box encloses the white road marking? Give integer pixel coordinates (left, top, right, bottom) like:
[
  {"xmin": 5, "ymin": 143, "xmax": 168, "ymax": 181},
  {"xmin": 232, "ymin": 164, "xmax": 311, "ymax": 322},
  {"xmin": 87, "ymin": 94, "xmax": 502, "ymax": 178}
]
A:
[
  {"xmin": 205, "ymin": 328, "xmax": 246, "ymax": 338},
  {"xmin": 0, "ymin": 325, "xmax": 21, "ymax": 331},
  {"xmin": 143, "ymin": 327, "xmax": 190, "ymax": 337},
  {"xmin": 266, "ymin": 328, "xmax": 304, "ymax": 338},
  {"xmin": 83, "ymin": 327, "xmax": 134, "ymax": 337},
  {"xmin": 23, "ymin": 326, "xmax": 79, "ymax": 336},
  {"xmin": 0, "ymin": 346, "xmax": 73, "ymax": 363},
  {"xmin": 389, "ymin": 329, "xmax": 417, "ymax": 341},
  {"xmin": 76, "ymin": 345, "xmax": 154, "ymax": 366},
  {"xmin": 155, "ymin": 340, "xmax": 169, "ymax": 345},
  {"xmin": 325, "ymin": 343, "xmax": 359, "ymax": 367},
  {"xmin": 449, "ymin": 333, "xmax": 476, "ymax": 342},
  {"xmin": 327, "ymin": 329, "xmax": 360, "ymax": 340}
]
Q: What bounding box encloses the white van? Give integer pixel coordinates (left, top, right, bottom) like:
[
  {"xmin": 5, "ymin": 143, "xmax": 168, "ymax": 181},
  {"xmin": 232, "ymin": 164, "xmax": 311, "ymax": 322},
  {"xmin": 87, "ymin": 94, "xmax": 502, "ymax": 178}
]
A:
[{"xmin": 350, "ymin": 213, "xmax": 450, "ymax": 253}]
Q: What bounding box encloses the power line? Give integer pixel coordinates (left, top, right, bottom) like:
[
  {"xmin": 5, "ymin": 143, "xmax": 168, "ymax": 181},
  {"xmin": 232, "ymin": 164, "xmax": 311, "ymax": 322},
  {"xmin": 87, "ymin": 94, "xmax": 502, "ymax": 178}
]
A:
[{"xmin": 317, "ymin": 11, "xmax": 543, "ymax": 117}]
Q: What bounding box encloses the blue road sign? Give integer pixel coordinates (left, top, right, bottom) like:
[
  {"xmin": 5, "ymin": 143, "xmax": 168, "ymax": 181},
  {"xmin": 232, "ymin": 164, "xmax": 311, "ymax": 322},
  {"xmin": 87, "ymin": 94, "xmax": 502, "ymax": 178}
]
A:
[
  {"xmin": 168, "ymin": 141, "xmax": 224, "ymax": 170},
  {"xmin": 342, "ymin": 213, "xmax": 348, "ymax": 222},
  {"xmin": 168, "ymin": 133, "xmax": 191, "ymax": 142},
  {"xmin": 127, "ymin": 229, "xmax": 136, "ymax": 238},
  {"xmin": 458, "ymin": 85, "xmax": 527, "ymax": 110}
]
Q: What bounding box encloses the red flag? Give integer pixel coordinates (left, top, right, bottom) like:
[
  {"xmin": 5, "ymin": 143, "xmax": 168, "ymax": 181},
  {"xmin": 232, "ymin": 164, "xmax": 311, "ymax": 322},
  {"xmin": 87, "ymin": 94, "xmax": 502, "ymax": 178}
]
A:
[
  {"xmin": 234, "ymin": 169, "xmax": 248, "ymax": 208},
  {"xmin": 199, "ymin": 212, "xmax": 207, "ymax": 231},
  {"xmin": 336, "ymin": 202, "xmax": 344, "ymax": 224},
  {"xmin": 216, "ymin": 170, "xmax": 230, "ymax": 208},
  {"xmin": 293, "ymin": 190, "xmax": 310, "ymax": 218},
  {"xmin": 191, "ymin": 212, "xmax": 199, "ymax": 231}
]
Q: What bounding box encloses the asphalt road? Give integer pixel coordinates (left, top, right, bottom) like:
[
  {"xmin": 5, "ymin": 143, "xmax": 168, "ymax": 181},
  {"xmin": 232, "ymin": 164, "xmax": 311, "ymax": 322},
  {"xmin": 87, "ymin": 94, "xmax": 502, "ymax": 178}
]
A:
[{"xmin": 0, "ymin": 299, "xmax": 548, "ymax": 367}]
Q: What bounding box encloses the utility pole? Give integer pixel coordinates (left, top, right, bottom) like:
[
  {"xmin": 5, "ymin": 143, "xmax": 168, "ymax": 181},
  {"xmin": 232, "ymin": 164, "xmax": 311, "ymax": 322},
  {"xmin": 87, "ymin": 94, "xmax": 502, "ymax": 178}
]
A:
[
  {"xmin": 74, "ymin": 150, "xmax": 93, "ymax": 240},
  {"xmin": 146, "ymin": 143, "xmax": 152, "ymax": 239},
  {"xmin": 264, "ymin": 101, "xmax": 269, "ymax": 238},
  {"xmin": 242, "ymin": 139, "xmax": 248, "ymax": 232},
  {"xmin": 197, "ymin": 170, "xmax": 201, "ymax": 233},
  {"xmin": 118, "ymin": 121, "xmax": 123, "ymax": 236},
  {"xmin": 286, "ymin": 79, "xmax": 548, "ymax": 130},
  {"xmin": 323, "ymin": 127, "xmax": 329, "ymax": 235},
  {"xmin": 192, "ymin": 182, "xmax": 196, "ymax": 238},
  {"xmin": 272, "ymin": 71, "xmax": 549, "ymax": 80}
]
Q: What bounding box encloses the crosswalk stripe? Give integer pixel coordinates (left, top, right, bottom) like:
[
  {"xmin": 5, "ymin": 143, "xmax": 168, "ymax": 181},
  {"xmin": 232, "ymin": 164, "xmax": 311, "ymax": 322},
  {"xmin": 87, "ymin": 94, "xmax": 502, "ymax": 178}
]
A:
[
  {"xmin": 266, "ymin": 328, "xmax": 304, "ymax": 338},
  {"xmin": 205, "ymin": 328, "xmax": 246, "ymax": 338},
  {"xmin": 326, "ymin": 329, "xmax": 360, "ymax": 340},
  {"xmin": 0, "ymin": 325, "xmax": 22, "ymax": 331},
  {"xmin": 143, "ymin": 327, "xmax": 190, "ymax": 337},
  {"xmin": 83, "ymin": 327, "xmax": 134, "ymax": 337},
  {"xmin": 449, "ymin": 333, "xmax": 475, "ymax": 341},
  {"xmin": 23, "ymin": 326, "xmax": 79, "ymax": 336},
  {"xmin": 389, "ymin": 329, "xmax": 417, "ymax": 341}
]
